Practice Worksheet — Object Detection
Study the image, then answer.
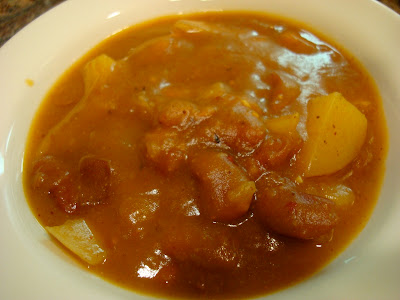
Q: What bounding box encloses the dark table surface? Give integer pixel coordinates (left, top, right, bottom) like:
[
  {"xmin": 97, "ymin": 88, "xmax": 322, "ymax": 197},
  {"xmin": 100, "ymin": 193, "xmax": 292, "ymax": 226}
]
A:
[{"xmin": 0, "ymin": 0, "xmax": 399, "ymax": 47}]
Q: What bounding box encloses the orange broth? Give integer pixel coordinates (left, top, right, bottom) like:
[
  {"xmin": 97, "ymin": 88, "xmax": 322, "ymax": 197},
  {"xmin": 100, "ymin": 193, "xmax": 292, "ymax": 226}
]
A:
[{"xmin": 23, "ymin": 12, "xmax": 387, "ymax": 299}]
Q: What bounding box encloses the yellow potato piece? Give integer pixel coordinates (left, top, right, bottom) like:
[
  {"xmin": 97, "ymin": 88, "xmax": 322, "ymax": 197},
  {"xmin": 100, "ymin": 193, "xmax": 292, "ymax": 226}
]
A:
[
  {"xmin": 300, "ymin": 92, "xmax": 367, "ymax": 177},
  {"xmin": 46, "ymin": 219, "xmax": 106, "ymax": 265},
  {"xmin": 264, "ymin": 112, "xmax": 299, "ymax": 135}
]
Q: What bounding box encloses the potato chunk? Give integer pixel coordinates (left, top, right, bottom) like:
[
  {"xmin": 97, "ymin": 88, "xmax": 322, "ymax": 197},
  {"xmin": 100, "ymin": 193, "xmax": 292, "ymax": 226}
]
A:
[
  {"xmin": 46, "ymin": 219, "xmax": 106, "ymax": 265},
  {"xmin": 300, "ymin": 92, "xmax": 367, "ymax": 177}
]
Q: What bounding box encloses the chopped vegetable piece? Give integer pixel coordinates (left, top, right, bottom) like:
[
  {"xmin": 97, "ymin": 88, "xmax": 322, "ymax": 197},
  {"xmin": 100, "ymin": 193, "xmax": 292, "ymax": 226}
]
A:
[
  {"xmin": 300, "ymin": 92, "xmax": 367, "ymax": 177},
  {"xmin": 158, "ymin": 99, "xmax": 199, "ymax": 129},
  {"xmin": 38, "ymin": 55, "xmax": 117, "ymax": 155},
  {"xmin": 144, "ymin": 128, "xmax": 187, "ymax": 172},
  {"xmin": 83, "ymin": 54, "xmax": 115, "ymax": 95},
  {"xmin": 191, "ymin": 151, "xmax": 256, "ymax": 222},
  {"xmin": 32, "ymin": 156, "xmax": 78, "ymax": 213},
  {"xmin": 264, "ymin": 113, "xmax": 299, "ymax": 135},
  {"xmin": 254, "ymin": 134, "xmax": 302, "ymax": 168},
  {"xmin": 173, "ymin": 20, "xmax": 214, "ymax": 34},
  {"xmin": 265, "ymin": 73, "xmax": 301, "ymax": 113},
  {"xmin": 305, "ymin": 183, "xmax": 355, "ymax": 208},
  {"xmin": 46, "ymin": 219, "xmax": 106, "ymax": 265},
  {"xmin": 162, "ymin": 217, "xmax": 239, "ymax": 270},
  {"xmin": 119, "ymin": 195, "xmax": 160, "ymax": 238},
  {"xmin": 279, "ymin": 30, "xmax": 318, "ymax": 54},
  {"xmin": 78, "ymin": 156, "xmax": 111, "ymax": 206},
  {"xmin": 256, "ymin": 172, "xmax": 338, "ymax": 239},
  {"xmin": 197, "ymin": 99, "xmax": 266, "ymax": 153}
]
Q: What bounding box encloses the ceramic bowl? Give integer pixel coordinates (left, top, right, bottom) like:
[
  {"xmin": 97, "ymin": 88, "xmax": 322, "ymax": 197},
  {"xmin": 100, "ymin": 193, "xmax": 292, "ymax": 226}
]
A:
[{"xmin": 1, "ymin": 0, "xmax": 399, "ymax": 299}]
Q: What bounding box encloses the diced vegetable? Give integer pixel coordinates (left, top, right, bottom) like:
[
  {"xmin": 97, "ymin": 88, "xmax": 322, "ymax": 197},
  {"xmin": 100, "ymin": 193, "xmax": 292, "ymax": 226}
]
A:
[
  {"xmin": 78, "ymin": 156, "xmax": 111, "ymax": 206},
  {"xmin": 173, "ymin": 20, "xmax": 214, "ymax": 34},
  {"xmin": 38, "ymin": 55, "xmax": 117, "ymax": 155},
  {"xmin": 264, "ymin": 113, "xmax": 299, "ymax": 135},
  {"xmin": 256, "ymin": 172, "xmax": 338, "ymax": 240},
  {"xmin": 200, "ymin": 82, "xmax": 231, "ymax": 100},
  {"xmin": 197, "ymin": 100, "xmax": 266, "ymax": 153},
  {"xmin": 144, "ymin": 128, "xmax": 187, "ymax": 172},
  {"xmin": 32, "ymin": 156, "xmax": 78, "ymax": 213},
  {"xmin": 254, "ymin": 134, "xmax": 301, "ymax": 168},
  {"xmin": 305, "ymin": 183, "xmax": 355, "ymax": 208},
  {"xmin": 83, "ymin": 54, "xmax": 115, "ymax": 95},
  {"xmin": 162, "ymin": 217, "xmax": 239, "ymax": 270},
  {"xmin": 300, "ymin": 92, "xmax": 367, "ymax": 177},
  {"xmin": 279, "ymin": 30, "xmax": 318, "ymax": 54},
  {"xmin": 266, "ymin": 73, "xmax": 301, "ymax": 113},
  {"xmin": 190, "ymin": 151, "xmax": 256, "ymax": 222},
  {"xmin": 158, "ymin": 99, "xmax": 198, "ymax": 129},
  {"xmin": 171, "ymin": 20, "xmax": 231, "ymax": 38},
  {"xmin": 226, "ymin": 181, "xmax": 257, "ymax": 213},
  {"xmin": 46, "ymin": 219, "xmax": 106, "ymax": 265},
  {"xmin": 119, "ymin": 195, "xmax": 160, "ymax": 238},
  {"xmin": 32, "ymin": 156, "xmax": 111, "ymax": 213}
]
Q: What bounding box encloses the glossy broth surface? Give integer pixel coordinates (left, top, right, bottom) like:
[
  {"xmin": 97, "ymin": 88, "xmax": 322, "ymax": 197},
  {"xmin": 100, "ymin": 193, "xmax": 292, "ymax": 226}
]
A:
[{"xmin": 24, "ymin": 12, "xmax": 387, "ymax": 299}]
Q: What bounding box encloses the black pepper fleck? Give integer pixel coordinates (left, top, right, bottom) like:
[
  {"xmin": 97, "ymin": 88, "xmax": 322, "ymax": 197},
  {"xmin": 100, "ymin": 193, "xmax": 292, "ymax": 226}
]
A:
[{"xmin": 214, "ymin": 134, "xmax": 220, "ymax": 144}]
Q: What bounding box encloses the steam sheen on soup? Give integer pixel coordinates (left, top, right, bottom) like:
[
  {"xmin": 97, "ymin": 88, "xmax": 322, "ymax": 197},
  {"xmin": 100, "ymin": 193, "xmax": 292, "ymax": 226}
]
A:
[{"xmin": 23, "ymin": 12, "xmax": 387, "ymax": 299}]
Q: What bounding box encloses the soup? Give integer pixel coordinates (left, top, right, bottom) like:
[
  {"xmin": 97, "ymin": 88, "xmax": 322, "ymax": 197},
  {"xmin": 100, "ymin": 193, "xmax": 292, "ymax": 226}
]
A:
[{"xmin": 23, "ymin": 12, "xmax": 387, "ymax": 299}]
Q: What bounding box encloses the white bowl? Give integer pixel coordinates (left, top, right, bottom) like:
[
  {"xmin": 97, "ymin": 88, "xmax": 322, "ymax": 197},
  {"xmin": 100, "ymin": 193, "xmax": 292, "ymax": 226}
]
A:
[{"xmin": 1, "ymin": 0, "xmax": 399, "ymax": 299}]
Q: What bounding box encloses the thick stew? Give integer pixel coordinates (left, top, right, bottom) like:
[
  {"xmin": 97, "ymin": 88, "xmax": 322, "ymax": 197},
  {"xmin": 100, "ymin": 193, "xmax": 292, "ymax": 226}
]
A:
[{"xmin": 23, "ymin": 12, "xmax": 387, "ymax": 299}]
